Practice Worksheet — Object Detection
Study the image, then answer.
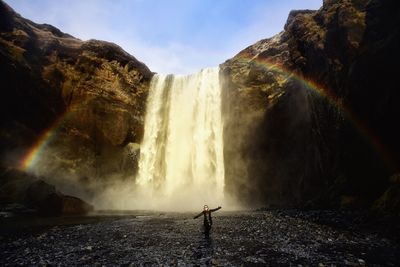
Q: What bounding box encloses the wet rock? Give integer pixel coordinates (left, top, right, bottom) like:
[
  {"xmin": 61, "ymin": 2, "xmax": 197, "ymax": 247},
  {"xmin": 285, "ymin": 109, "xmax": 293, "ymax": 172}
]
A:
[
  {"xmin": 221, "ymin": 0, "xmax": 400, "ymax": 211},
  {"xmin": 61, "ymin": 195, "xmax": 93, "ymax": 215},
  {"xmin": 36, "ymin": 192, "xmax": 64, "ymax": 216},
  {"xmin": 373, "ymin": 173, "xmax": 400, "ymax": 215},
  {"xmin": 1, "ymin": 211, "xmax": 398, "ymax": 265},
  {"xmin": 0, "ymin": 0, "xmax": 152, "ymax": 188},
  {"xmin": 25, "ymin": 180, "xmax": 60, "ymax": 207},
  {"xmin": 358, "ymin": 258, "xmax": 366, "ymax": 266},
  {"xmin": 24, "ymin": 180, "xmax": 93, "ymax": 216}
]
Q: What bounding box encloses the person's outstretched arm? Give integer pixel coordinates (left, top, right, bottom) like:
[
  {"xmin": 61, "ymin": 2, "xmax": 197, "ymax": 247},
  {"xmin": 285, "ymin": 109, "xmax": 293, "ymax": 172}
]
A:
[
  {"xmin": 210, "ymin": 206, "xmax": 221, "ymax": 212},
  {"xmin": 193, "ymin": 211, "xmax": 203, "ymax": 219}
]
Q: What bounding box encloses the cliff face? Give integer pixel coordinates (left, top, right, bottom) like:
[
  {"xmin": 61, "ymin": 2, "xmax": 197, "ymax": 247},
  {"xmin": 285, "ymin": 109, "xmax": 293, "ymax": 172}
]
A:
[
  {"xmin": 1, "ymin": 0, "xmax": 399, "ymax": 211},
  {"xmin": 0, "ymin": 1, "xmax": 152, "ymax": 195},
  {"xmin": 221, "ymin": 0, "xmax": 400, "ymax": 208}
]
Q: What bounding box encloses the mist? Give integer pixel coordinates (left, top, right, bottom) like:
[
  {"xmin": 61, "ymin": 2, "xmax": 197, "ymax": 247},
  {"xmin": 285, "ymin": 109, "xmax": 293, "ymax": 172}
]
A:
[
  {"xmin": 17, "ymin": 67, "xmax": 248, "ymax": 212},
  {"xmin": 23, "ymin": 139, "xmax": 243, "ymax": 211}
]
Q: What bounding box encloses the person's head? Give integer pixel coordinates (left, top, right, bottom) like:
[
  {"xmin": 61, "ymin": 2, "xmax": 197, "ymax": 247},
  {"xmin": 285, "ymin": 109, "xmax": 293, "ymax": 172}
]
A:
[{"xmin": 203, "ymin": 205, "xmax": 209, "ymax": 211}]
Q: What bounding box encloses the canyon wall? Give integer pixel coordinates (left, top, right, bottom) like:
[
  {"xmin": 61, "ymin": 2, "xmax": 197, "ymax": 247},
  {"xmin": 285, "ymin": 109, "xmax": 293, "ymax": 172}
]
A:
[
  {"xmin": 221, "ymin": 0, "xmax": 400, "ymax": 209},
  {"xmin": 0, "ymin": 0, "xmax": 152, "ymax": 200},
  {"xmin": 1, "ymin": 0, "xmax": 400, "ymax": 211}
]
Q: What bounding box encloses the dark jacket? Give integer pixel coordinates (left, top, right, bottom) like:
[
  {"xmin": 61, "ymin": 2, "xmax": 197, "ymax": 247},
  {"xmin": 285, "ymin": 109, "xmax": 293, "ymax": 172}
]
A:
[{"xmin": 193, "ymin": 207, "xmax": 221, "ymax": 227}]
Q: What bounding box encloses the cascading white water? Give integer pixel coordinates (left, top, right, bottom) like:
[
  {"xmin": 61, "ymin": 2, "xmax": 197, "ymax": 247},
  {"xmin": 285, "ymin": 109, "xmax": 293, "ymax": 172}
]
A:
[{"xmin": 136, "ymin": 67, "xmax": 224, "ymax": 210}]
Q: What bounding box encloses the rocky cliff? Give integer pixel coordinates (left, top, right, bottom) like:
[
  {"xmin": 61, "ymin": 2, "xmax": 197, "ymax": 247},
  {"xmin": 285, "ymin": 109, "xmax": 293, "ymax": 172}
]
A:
[
  {"xmin": 1, "ymin": 0, "xmax": 399, "ymax": 211},
  {"xmin": 221, "ymin": 0, "xmax": 400, "ymax": 209},
  {"xmin": 0, "ymin": 0, "xmax": 152, "ymax": 199}
]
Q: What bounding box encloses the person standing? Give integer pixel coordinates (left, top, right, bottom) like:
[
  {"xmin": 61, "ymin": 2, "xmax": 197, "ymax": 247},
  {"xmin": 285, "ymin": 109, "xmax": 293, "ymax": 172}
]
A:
[{"xmin": 194, "ymin": 205, "xmax": 221, "ymax": 238}]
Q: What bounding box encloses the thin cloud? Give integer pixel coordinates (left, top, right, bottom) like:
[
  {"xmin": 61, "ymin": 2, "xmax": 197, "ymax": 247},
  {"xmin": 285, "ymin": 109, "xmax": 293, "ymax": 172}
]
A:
[{"xmin": 5, "ymin": 0, "xmax": 322, "ymax": 74}]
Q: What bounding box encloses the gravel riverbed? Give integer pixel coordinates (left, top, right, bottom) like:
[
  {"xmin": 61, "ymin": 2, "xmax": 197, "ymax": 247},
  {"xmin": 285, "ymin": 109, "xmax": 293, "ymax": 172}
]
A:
[{"xmin": 0, "ymin": 210, "xmax": 399, "ymax": 266}]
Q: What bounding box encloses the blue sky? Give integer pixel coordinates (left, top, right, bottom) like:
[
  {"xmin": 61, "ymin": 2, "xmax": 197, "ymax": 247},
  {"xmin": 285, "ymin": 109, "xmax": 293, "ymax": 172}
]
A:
[{"xmin": 5, "ymin": 0, "xmax": 322, "ymax": 74}]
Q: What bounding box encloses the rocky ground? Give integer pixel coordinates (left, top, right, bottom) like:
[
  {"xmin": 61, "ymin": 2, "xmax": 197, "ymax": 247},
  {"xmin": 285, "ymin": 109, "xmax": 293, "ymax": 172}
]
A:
[{"xmin": 0, "ymin": 210, "xmax": 399, "ymax": 266}]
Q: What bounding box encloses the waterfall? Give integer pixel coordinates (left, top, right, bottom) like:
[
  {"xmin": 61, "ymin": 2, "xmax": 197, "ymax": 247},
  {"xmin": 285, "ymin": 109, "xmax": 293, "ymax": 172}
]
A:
[{"xmin": 136, "ymin": 67, "xmax": 224, "ymax": 210}]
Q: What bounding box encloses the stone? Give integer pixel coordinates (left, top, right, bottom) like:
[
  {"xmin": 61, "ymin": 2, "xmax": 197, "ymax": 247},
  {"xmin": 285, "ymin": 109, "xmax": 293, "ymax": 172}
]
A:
[
  {"xmin": 372, "ymin": 173, "xmax": 400, "ymax": 215},
  {"xmin": 1, "ymin": 0, "xmax": 400, "ymax": 213},
  {"xmin": 220, "ymin": 0, "xmax": 400, "ymax": 209},
  {"xmin": 61, "ymin": 195, "xmax": 93, "ymax": 214},
  {"xmin": 24, "ymin": 180, "xmax": 59, "ymax": 207},
  {"xmin": 0, "ymin": 0, "xmax": 153, "ymax": 192},
  {"xmin": 24, "ymin": 180, "xmax": 93, "ymax": 216}
]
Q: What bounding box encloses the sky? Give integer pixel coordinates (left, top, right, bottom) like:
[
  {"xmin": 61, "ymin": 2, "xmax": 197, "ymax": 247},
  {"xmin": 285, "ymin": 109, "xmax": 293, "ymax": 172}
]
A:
[{"xmin": 5, "ymin": 0, "xmax": 322, "ymax": 74}]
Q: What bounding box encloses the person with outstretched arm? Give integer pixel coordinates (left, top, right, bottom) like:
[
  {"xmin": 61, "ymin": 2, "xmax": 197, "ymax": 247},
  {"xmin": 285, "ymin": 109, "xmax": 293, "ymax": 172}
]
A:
[{"xmin": 194, "ymin": 205, "xmax": 221, "ymax": 238}]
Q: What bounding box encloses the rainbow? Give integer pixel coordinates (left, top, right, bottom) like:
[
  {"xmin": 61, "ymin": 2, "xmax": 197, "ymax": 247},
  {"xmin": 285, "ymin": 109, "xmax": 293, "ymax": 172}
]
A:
[
  {"xmin": 17, "ymin": 54, "xmax": 394, "ymax": 173},
  {"xmin": 18, "ymin": 109, "xmax": 71, "ymax": 172},
  {"xmin": 231, "ymin": 52, "xmax": 394, "ymax": 170},
  {"xmin": 18, "ymin": 127, "xmax": 56, "ymax": 171}
]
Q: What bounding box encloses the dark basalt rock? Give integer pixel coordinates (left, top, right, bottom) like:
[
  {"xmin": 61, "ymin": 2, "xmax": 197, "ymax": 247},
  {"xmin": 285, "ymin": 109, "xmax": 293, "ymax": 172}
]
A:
[
  {"xmin": 61, "ymin": 195, "xmax": 94, "ymax": 215},
  {"xmin": 1, "ymin": 0, "xmax": 400, "ymax": 213},
  {"xmin": 25, "ymin": 180, "xmax": 93, "ymax": 216},
  {"xmin": 284, "ymin": 10, "xmax": 316, "ymax": 30},
  {"xmin": 373, "ymin": 174, "xmax": 400, "ymax": 216},
  {"xmin": 221, "ymin": 0, "xmax": 400, "ymax": 209},
  {"xmin": 24, "ymin": 180, "xmax": 58, "ymax": 208},
  {"xmin": 1, "ymin": 211, "xmax": 399, "ymax": 265},
  {"xmin": 0, "ymin": 0, "xmax": 152, "ymax": 195}
]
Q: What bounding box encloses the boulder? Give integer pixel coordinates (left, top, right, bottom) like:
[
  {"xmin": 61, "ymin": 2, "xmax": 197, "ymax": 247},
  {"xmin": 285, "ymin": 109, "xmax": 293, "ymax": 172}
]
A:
[
  {"xmin": 61, "ymin": 195, "xmax": 93, "ymax": 214},
  {"xmin": 24, "ymin": 180, "xmax": 58, "ymax": 206},
  {"xmin": 24, "ymin": 180, "xmax": 93, "ymax": 216},
  {"xmin": 372, "ymin": 174, "xmax": 400, "ymax": 216}
]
